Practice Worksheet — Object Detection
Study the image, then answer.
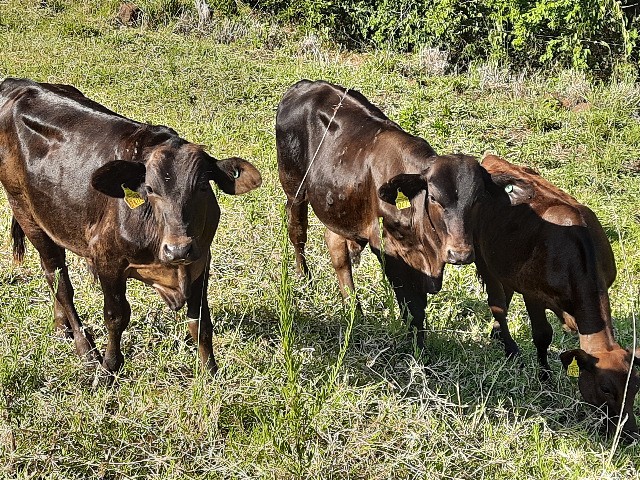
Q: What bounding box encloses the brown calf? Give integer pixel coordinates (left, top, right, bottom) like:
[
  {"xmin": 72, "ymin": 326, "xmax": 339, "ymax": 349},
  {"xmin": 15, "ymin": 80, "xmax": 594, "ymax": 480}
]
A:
[
  {"xmin": 475, "ymin": 154, "xmax": 639, "ymax": 434},
  {"xmin": 276, "ymin": 80, "xmax": 489, "ymax": 346},
  {"xmin": 0, "ymin": 78, "xmax": 262, "ymax": 375}
]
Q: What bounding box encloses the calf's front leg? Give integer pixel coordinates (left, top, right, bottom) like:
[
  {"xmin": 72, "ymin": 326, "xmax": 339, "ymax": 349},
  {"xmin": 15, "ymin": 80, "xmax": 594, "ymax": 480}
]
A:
[
  {"xmin": 377, "ymin": 253, "xmax": 428, "ymax": 349},
  {"xmin": 186, "ymin": 258, "xmax": 217, "ymax": 375},
  {"xmin": 325, "ymin": 229, "xmax": 364, "ymax": 316},
  {"xmin": 99, "ymin": 275, "xmax": 130, "ymax": 374},
  {"xmin": 524, "ymin": 297, "xmax": 553, "ymax": 379},
  {"xmin": 476, "ymin": 256, "xmax": 519, "ymax": 358}
]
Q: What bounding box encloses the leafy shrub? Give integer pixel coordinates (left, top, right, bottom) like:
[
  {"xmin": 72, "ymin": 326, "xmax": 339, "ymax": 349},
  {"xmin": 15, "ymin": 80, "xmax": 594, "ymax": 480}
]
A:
[
  {"xmin": 235, "ymin": 0, "xmax": 638, "ymax": 76},
  {"xmin": 127, "ymin": 0, "xmax": 638, "ymax": 75}
]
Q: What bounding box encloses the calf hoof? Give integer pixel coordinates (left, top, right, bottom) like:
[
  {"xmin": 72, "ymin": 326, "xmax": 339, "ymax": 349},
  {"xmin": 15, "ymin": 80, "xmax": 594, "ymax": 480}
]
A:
[
  {"xmin": 102, "ymin": 352, "xmax": 124, "ymax": 375},
  {"xmin": 354, "ymin": 301, "xmax": 364, "ymax": 318},
  {"xmin": 504, "ymin": 343, "xmax": 520, "ymax": 359},
  {"xmin": 621, "ymin": 429, "xmax": 640, "ymax": 444},
  {"xmin": 408, "ymin": 328, "xmax": 425, "ymax": 351},
  {"xmin": 538, "ymin": 367, "xmax": 552, "ymax": 381},
  {"xmin": 74, "ymin": 333, "xmax": 102, "ymax": 365},
  {"xmin": 203, "ymin": 356, "xmax": 218, "ymax": 376},
  {"xmin": 405, "ymin": 328, "xmax": 426, "ymax": 359},
  {"xmin": 295, "ymin": 264, "xmax": 312, "ymax": 282}
]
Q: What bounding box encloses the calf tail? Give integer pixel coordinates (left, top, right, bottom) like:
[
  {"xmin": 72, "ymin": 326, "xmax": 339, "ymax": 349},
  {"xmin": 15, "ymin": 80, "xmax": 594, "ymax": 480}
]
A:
[{"xmin": 11, "ymin": 217, "xmax": 26, "ymax": 263}]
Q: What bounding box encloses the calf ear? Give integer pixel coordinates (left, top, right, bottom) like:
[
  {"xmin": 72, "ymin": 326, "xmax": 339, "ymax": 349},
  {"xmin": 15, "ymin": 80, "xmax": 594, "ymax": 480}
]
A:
[
  {"xmin": 91, "ymin": 160, "xmax": 146, "ymax": 198},
  {"xmin": 209, "ymin": 157, "xmax": 262, "ymax": 195},
  {"xmin": 485, "ymin": 172, "xmax": 535, "ymax": 206},
  {"xmin": 379, "ymin": 174, "xmax": 427, "ymax": 205},
  {"xmin": 560, "ymin": 349, "xmax": 597, "ymax": 374}
]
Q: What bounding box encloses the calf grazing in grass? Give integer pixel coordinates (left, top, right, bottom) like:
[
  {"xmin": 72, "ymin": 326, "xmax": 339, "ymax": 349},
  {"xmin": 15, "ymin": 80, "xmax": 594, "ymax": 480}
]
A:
[
  {"xmin": 474, "ymin": 154, "xmax": 640, "ymax": 435},
  {"xmin": 0, "ymin": 78, "xmax": 262, "ymax": 375},
  {"xmin": 276, "ymin": 79, "xmax": 488, "ymax": 347}
]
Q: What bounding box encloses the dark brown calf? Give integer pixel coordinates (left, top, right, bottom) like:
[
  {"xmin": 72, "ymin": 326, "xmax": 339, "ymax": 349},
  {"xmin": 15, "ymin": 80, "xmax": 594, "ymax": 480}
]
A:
[
  {"xmin": 0, "ymin": 78, "xmax": 262, "ymax": 375},
  {"xmin": 276, "ymin": 80, "xmax": 488, "ymax": 346},
  {"xmin": 475, "ymin": 154, "xmax": 639, "ymax": 434}
]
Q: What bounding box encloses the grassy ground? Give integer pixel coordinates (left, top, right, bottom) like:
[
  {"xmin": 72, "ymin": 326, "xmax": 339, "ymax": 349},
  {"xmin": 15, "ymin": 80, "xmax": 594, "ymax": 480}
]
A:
[{"xmin": 1, "ymin": 1, "xmax": 639, "ymax": 478}]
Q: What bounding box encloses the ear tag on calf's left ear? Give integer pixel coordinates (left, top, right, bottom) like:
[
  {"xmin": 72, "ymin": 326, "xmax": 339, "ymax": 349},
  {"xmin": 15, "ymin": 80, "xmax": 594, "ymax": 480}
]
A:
[
  {"xmin": 121, "ymin": 184, "xmax": 145, "ymax": 209},
  {"xmin": 567, "ymin": 357, "xmax": 580, "ymax": 377},
  {"xmin": 395, "ymin": 190, "xmax": 411, "ymax": 210},
  {"xmin": 504, "ymin": 184, "xmax": 514, "ymax": 194}
]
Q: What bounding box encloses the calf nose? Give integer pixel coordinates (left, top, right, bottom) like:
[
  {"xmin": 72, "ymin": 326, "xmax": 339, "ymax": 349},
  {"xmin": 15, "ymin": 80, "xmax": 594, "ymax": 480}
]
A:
[
  {"xmin": 162, "ymin": 240, "xmax": 194, "ymax": 263},
  {"xmin": 446, "ymin": 248, "xmax": 474, "ymax": 265}
]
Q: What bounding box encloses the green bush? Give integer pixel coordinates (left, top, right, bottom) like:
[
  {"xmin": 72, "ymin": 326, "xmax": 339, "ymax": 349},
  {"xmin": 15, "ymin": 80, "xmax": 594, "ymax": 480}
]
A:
[
  {"xmin": 119, "ymin": 0, "xmax": 638, "ymax": 75},
  {"xmin": 234, "ymin": 0, "xmax": 638, "ymax": 75}
]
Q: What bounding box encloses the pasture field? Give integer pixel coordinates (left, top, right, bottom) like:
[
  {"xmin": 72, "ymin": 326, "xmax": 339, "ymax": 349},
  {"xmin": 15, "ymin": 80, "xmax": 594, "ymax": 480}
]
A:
[{"xmin": 1, "ymin": 1, "xmax": 640, "ymax": 478}]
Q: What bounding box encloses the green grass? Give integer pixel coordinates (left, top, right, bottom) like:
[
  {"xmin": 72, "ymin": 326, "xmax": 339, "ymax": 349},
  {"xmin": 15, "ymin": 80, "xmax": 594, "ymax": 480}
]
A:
[{"xmin": 1, "ymin": 1, "xmax": 639, "ymax": 478}]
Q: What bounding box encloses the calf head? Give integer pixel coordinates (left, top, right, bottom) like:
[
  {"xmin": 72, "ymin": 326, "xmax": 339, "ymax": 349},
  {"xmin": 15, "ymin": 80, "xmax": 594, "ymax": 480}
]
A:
[
  {"xmin": 377, "ymin": 154, "xmax": 485, "ymax": 292},
  {"xmin": 560, "ymin": 347, "xmax": 640, "ymax": 435},
  {"xmin": 91, "ymin": 143, "xmax": 261, "ymax": 264}
]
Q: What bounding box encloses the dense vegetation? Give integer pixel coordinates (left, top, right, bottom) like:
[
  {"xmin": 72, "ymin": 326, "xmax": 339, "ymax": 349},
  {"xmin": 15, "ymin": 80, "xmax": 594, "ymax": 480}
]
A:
[
  {"xmin": 251, "ymin": 0, "xmax": 638, "ymax": 74},
  {"xmin": 0, "ymin": 1, "xmax": 639, "ymax": 478},
  {"xmin": 134, "ymin": 0, "xmax": 640, "ymax": 75}
]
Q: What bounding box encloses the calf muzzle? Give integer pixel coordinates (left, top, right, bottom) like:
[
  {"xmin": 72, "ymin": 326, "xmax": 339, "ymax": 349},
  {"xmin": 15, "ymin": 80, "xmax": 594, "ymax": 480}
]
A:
[
  {"xmin": 161, "ymin": 239, "xmax": 196, "ymax": 264},
  {"xmin": 446, "ymin": 247, "xmax": 474, "ymax": 265}
]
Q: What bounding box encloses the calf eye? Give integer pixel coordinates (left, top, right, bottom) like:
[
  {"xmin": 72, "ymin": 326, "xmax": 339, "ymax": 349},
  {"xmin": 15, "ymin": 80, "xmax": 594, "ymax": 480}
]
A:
[
  {"xmin": 600, "ymin": 385, "xmax": 612, "ymax": 396},
  {"xmin": 145, "ymin": 185, "xmax": 154, "ymax": 195}
]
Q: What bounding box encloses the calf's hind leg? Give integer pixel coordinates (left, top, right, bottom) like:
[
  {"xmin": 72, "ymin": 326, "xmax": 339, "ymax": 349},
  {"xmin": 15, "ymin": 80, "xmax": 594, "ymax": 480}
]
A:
[
  {"xmin": 16, "ymin": 216, "xmax": 99, "ymax": 362},
  {"xmin": 325, "ymin": 229, "xmax": 364, "ymax": 315},
  {"xmin": 286, "ymin": 197, "xmax": 311, "ymax": 278}
]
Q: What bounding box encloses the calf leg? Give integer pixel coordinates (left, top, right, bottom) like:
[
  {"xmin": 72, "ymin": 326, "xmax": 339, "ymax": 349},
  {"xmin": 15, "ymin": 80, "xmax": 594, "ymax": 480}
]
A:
[
  {"xmin": 524, "ymin": 296, "xmax": 553, "ymax": 379},
  {"xmin": 485, "ymin": 276, "xmax": 519, "ymax": 358},
  {"xmin": 98, "ymin": 274, "xmax": 130, "ymax": 374},
  {"xmin": 392, "ymin": 285, "xmax": 427, "ymax": 349},
  {"xmin": 186, "ymin": 259, "xmax": 217, "ymax": 375},
  {"xmin": 286, "ymin": 197, "xmax": 311, "ymax": 278},
  {"xmin": 325, "ymin": 229, "xmax": 357, "ymax": 298},
  {"xmin": 376, "ymin": 253, "xmax": 428, "ymax": 348},
  {"xmin": 54, "ymin": 299, "xmax": 72, "ymax": 338},
  {"xmin": 17, "ymin": 217, "xmax": 99, "ymax": 361},
  {"xmin": 325, "ymin": 229, "xmax": 363, "ymax": 315}
]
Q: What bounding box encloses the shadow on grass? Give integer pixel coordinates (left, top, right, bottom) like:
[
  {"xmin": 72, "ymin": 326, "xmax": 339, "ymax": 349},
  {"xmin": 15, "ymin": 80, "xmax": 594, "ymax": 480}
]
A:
[{"xmin": 201, "ymin": 281, "xmax": 640, "ymax": 451}]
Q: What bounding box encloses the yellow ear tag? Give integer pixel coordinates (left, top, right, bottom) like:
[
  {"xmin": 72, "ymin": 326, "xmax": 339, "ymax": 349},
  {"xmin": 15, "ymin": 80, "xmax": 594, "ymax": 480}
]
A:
[
  {"xmin": 567, "ymin": 358, "xmax": 580, "ymax": 378},
  {"xmin": 121, "ymin": 185, "xmax": 145, "ymax": 209},
  {"xmin": 395, "ymin": 191, "xmax": 411, "ymax": 210}
]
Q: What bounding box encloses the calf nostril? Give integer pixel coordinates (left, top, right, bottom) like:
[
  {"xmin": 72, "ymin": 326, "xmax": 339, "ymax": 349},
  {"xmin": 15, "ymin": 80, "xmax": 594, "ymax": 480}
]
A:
[
  {"xmin": 447, "ymin": 249, "xmax": 474, "ymax": 265},
  {"xmin": 163, "ymin": 242, "xmax": 193, "ymax": 261}
]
